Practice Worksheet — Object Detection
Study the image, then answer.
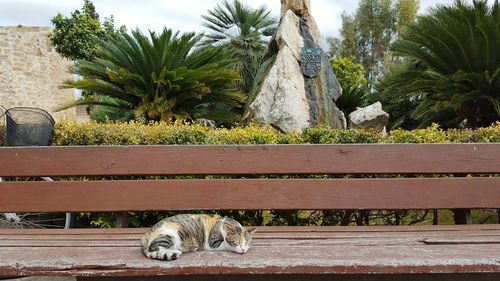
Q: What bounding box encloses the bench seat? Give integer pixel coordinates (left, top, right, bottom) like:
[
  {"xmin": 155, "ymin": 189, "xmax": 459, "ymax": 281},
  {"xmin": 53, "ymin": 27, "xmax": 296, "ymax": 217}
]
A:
[{"xmin": 1, "ymin": 225, "xmax": 500, "ymax": 278}]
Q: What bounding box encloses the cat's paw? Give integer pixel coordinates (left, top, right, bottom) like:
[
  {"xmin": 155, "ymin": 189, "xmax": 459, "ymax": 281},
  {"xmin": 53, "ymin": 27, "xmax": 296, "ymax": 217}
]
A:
[
  {"xmin": 148, "ymin": 249, "xmax": 182, "ymax": 261},
  {"xmin": 159, "ymin": 249, "xmax": 182, "ymax": 261}
]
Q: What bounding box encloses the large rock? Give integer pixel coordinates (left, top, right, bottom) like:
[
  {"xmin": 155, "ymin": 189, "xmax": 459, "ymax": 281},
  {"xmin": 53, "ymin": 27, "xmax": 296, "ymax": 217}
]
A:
[
  {"xmin": 247, "ymin": 0, "xmax": 345, "ymax": 132},
  {"xmin": 275, "ymin": 10, "xmax": 303, "ymax": 61},
  {"xmin": 250, "ymin": 46, "xmax": 311, "ymax": 132},
  {"xmin": 349, "ymin": 102, "xmax": 389, "ymax": 131},
  {"xmin": 280, "ymin": 0, "xmax": 321, "ymax": 43}
]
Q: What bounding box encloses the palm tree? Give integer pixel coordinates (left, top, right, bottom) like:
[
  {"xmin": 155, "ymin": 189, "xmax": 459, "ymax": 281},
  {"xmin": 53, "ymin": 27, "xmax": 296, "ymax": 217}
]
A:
[
  {"xmin": 379, "ymin": 0, "xmax": 500, "ymax": 128},
  {"xmin": 61, "ymin": 28, "xmax": 246, "ymax": 123},
  {"xmin": 202, "ymin": 0, "xmax": 277, "ymax": 94}
]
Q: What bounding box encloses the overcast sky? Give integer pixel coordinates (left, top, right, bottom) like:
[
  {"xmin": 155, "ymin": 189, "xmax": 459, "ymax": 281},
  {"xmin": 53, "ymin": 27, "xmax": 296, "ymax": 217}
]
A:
[{"xmin": 0, "ymin": 0, "xmax": 473, "ymax": 39}]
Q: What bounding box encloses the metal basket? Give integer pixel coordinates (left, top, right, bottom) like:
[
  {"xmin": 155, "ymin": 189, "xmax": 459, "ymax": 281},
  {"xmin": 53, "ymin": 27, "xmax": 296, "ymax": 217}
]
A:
[{"xmin": 5, "ymin": 107, "xmax": 55, "ymax": 147}]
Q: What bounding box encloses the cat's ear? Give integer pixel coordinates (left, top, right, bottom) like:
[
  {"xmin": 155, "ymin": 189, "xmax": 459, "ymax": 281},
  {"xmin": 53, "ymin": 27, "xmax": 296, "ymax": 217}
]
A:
[{"xmin": 247, "ymin": 227, "xmax": 257, "ymax": 235}]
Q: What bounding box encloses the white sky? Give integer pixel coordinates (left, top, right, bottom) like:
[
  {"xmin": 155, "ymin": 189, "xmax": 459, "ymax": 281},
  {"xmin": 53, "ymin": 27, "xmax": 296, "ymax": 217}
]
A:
[{"xmin": 0, "ymin": 0, "xmax": 463, "ymax": 39}]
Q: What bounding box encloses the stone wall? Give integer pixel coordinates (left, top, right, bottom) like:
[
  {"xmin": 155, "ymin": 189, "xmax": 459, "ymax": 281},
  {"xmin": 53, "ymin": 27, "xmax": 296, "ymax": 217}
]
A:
[{"xmin": 0, "ymin": 26, "xmax": 75, "ymax": 122}]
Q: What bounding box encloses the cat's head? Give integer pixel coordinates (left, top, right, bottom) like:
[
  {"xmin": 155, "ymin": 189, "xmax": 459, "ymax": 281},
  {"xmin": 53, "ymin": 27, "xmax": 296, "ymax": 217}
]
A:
[{"xmin": 222, "ymin": 217, "xmax": 256, "ymax": 254}]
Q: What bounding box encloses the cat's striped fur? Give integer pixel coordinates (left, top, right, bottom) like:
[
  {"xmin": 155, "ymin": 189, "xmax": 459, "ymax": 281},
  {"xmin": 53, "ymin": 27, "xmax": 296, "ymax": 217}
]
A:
[{"xmin": 141, "ymin": 214, "xmax": 256, "ymax": 261}]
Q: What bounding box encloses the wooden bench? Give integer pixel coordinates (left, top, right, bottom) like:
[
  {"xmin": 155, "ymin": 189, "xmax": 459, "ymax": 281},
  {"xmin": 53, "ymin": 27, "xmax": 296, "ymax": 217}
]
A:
[{"xmin": 1, "ymin": 144, "xmax": 500, "ymax": 281}]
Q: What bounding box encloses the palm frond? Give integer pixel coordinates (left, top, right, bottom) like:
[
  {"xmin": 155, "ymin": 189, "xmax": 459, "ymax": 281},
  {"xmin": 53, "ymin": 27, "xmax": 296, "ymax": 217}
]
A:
[
  {"xmin": 381, "ymin": 0, "xmax": 500, "ymax": 128},
  {"xmin": 60, "ymin": 28, "xmax": 246, "ymax": 124}
]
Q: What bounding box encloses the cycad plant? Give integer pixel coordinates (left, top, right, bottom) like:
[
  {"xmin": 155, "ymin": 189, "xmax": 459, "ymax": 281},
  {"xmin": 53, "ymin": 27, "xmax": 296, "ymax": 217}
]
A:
[
  {"xmin": 62, "ymin": 28, "xmax": 246, "ymax": 123},
  {"xmin": 379, "ymin": 0, "xmax": 500, "ymax": 128},
  {"xmin": 202, "ymin": 0, "xmax": 277, "ymax": 93}
]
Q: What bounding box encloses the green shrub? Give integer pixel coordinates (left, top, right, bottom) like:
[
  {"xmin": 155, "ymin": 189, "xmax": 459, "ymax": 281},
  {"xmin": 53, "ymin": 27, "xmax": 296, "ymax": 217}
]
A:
[
  {"xmin": 387, "ymin": 123, "xmax": 449, "ymax": 143},
  {"xmin": 52, "ymin": 121, "xmax": 500, "ymax": 146},
  {"xmin": 447, "ymin": 122, "xmax": 500, "ymax": 143}
]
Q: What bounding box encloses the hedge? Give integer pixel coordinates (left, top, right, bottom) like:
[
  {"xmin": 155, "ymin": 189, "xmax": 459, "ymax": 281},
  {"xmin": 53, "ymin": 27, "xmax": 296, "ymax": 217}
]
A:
[
  {"xmin": 46, "ymin": 121, "xmax": 500, "ymax": 145},
  {"xmin": 2, "ymin": 121, "xmax": 500, "ymax": 146}
]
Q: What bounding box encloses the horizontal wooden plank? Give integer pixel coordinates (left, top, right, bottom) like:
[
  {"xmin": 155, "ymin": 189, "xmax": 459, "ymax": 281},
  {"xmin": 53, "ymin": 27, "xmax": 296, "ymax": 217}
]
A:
[
  {"xmin": 0, "ymin": 144, "xmax": 499, "ymax": 177},
  {"xmin": 2, "ymin": 225, "xmax": 500, "ymax": 236},
  {"xmin": 2, "ymin": 231, "xmax": 500, "ymax": 247},
  {"xmin": 0, "ymin": 237, "xmax": 428, "ymax": 247},
  {"xmin": 1, "ymin": 178, "xmax": 499, "ymax": 212},
  {"xmin": 1, "ymin": 243, "xmax": 499, "ymax": 276},
  {"xmin": 2, "ymin": 232, "xmax": 500, "ymax": 243}
]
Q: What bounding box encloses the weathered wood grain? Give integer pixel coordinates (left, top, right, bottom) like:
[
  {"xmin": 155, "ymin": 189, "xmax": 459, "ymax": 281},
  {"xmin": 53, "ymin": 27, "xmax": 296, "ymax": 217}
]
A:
[
  {"xmin": 1, "ymin": 144, "xmax": 499, "ymax": 177},
  {"xmin": 2, "ymin": 225, "xmax": 500, "ymax": 235},
  {"xmin": 0, "ymin": 227, "xmax": 500, "ymax": 277}
]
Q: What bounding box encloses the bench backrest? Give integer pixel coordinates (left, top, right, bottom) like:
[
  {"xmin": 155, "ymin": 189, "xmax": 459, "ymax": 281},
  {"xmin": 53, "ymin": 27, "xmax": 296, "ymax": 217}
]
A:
[{"xmin": 0, "ymin": 144, "xmax": 499, "ymax": 213}]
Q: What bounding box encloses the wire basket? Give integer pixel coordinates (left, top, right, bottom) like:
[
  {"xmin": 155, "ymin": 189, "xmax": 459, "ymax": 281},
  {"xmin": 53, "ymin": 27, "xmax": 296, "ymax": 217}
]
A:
[{"xmin": 5, "ymin": 107, "xmax": 55, "ymax": 146}]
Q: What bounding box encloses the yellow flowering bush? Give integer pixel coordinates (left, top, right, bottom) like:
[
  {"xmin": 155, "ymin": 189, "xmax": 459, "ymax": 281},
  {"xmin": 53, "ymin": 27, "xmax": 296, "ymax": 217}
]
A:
[
  {"xmin": 51, "ymin": 121, "xmax": 500, "ymax": 146},
  {"xmin": 387, "ymin": 124, "xmax": 448, "ymax": 143}
]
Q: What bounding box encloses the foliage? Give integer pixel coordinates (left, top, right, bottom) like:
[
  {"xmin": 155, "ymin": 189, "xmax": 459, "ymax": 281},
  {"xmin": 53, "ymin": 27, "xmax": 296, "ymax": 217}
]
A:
[
  {"xmin": 302, "ymin": 126, "xmax": 384, "ymax": 144},
  {"xmin": 325, "ymin": 36, "xmax": 341, "ymax": 58},
  {"xmin": 330, "ymin": 58, "xmax": 368, "ymax": 88},
  {"xmin": 335, "ymin": 85, "xmax": 371, "ymax": 116},
  {"xmin": 373, "ymin": 65, "xmax": 425, "ymax": 129},
  {"xmin": 380, "ymin": 0, "xmax": 500, "ymax": 129},
  {"xmin": 49, "ymin": 0, "xmax": 119, "ymax": 60},
  {"xmin": 330, "ymin": 58, "xmax": 370, "ymax": 115},
  {"xmin": 89, "ymin": 97, "xmax": 136, "ymax": 123},
  {"xmin": 396, "ymin": 0, "xmax": 420, "ymax": 32},
  {"xmin": 61, "ymin": 28, "xmax": 246, "ymax": 123},
  {"xmin": 447, "ymin": 122, "xmax": 500, "ymax": 143},
  {"xmin": 328, "ymin": 0, "xmax": 420, "ymax": 87},
  {"xmin": 202, "ymin": 0, "xmax": 277, "ymax": 94},
  {"xmin": 52, "ymin": 121, "xmax": 500, "ymax": 146},
  {"xmin": 387, "ymin": 123, "xmax": 448, "ymax": 143}
]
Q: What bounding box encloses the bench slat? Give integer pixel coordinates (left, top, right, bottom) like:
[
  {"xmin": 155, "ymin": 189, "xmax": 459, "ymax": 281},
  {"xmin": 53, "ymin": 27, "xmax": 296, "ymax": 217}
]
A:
[
  {"xmin": 1, "ymin": 227, "xmax": 500, "ymax": 276},
  {"xmin": 1, "ymin": 144, "xmax": 499, "ymax": 177},
  {"xmin": 2, "ymin": 224, "xmax": 500, "ymax": 235},
  {"xmin": 1, "ymin": 178, "xmax": 499, "ymax": 212}
]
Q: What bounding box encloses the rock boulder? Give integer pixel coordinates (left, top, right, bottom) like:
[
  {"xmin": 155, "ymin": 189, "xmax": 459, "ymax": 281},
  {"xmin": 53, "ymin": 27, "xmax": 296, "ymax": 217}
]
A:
[
  {"xmin": 348, "ymin": 102, "xmax": 389, "ymax": 131},
  {"xmin": 247, "ymin": 0, "xmax": 345, "ymax": 132}
]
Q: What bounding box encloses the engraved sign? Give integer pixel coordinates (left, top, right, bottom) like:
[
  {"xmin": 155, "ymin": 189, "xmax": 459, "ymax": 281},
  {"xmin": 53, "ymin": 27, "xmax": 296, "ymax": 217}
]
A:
[{"xmin": 301, "ymin": 47, "xmax": 322, "ymax": 78}]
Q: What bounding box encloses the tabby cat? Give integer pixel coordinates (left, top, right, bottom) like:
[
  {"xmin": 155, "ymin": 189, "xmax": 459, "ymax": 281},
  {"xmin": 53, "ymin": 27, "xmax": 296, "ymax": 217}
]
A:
[{"xmin": 141, "ymin": 214, "xmax": 256, "ymax": 261}]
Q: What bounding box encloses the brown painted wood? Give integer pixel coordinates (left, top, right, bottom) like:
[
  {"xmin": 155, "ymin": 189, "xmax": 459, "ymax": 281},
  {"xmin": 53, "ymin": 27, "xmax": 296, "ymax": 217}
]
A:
[
  {"xmin": 1, "ymin": 178, "xmax": 499, "ymax": 212},
  {"xmin": 75, "ymin": 274, "xmax": 500, "ymax": 281},
  {"xmin": 1, "ymin": 144, "xmax": 499, "ymax": 278},
  {"xmin": 115, "ymin": 213, "xmax": 128, "ymax": 228},
  {"xmin": 2, "ymin": 225, "xmax": 500, "ymax": 236},
  {"xmin": 1, "ymin": 227, "xmax": 500, "ymax": 276},
  {"xmin": 1, "ymin": 144, "xmax": 499, "ymax": 177},
  {"xmin": 2, "ymin": 232, "xmax": 500, "ymax": 247}
]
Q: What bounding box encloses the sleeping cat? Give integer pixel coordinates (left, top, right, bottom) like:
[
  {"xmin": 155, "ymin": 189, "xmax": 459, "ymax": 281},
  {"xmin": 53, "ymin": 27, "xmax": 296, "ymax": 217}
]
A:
[{"xmin": 141, "ymin": 214, "xmax": 256, "ymax": 261}]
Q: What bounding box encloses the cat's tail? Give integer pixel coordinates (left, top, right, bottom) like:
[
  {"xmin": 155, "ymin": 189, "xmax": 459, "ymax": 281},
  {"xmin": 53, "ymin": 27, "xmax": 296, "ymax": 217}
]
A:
[{"xmin": 140, "ymin": 232, "xmax": 151, "ymax": 257}]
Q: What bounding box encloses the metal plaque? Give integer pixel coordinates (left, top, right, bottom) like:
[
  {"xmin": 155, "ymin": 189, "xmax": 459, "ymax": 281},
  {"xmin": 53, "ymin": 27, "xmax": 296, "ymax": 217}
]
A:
[{"xmin": 301, "ymin": 47, "xmax": 322, "ymax": 78}]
